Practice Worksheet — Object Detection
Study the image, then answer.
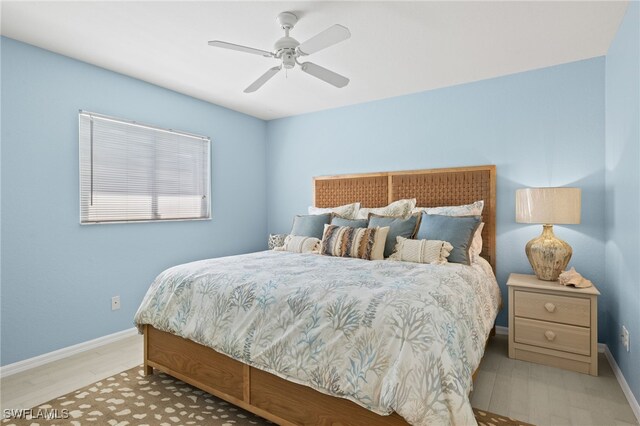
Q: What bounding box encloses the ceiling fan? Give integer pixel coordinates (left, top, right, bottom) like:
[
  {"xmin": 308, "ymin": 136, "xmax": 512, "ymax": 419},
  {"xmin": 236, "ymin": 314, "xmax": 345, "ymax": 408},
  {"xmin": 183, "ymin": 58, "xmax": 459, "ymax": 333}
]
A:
[{"xmin": 208, "ymin": 12, "xmax": 351, "ymax": 93}]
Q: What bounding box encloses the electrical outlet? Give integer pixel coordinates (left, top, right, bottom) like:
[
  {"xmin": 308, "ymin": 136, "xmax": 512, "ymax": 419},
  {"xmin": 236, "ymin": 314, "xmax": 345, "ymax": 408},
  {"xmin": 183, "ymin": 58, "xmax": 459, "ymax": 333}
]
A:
[
  {"xmin": 622, "ymin": 326, "xmax": 630, "ymax": 352},
  {"xmin": 111, "ymin": 296, "xmax": 121, "ymax": 311}
]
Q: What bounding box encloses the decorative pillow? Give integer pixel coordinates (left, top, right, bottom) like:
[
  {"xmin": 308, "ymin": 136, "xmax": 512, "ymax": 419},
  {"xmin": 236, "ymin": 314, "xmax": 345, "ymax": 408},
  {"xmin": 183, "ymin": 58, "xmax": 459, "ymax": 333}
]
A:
[
  {"xmin": 368, "ymin": 214, "xmax": 419, "ymax": 258},
  {"xmin": 268, "ymin": 234, "xmax": 287, "ymax": 250},
  {"xmin": 389, "ymin": 236, "xmax": 453, "ymax": 264},
  {"xmin": 274, "ymin": 235, "xmax": 320, "ymax": 253},
  {"xmin": 290, "ymin": 213, "xmax": 332, "ymax": 239},
  {"xmin": 308, "ymin": 203, "xmax": 360, "ymax": 220},
  {"xmin": 470, "ymin": 222, "xmax": 485, "ymax": 261},
  {"xmin": 320, "ymin": 224, "xmax": 389, "ymax": 261},
  {"xmin": 411, "ymin": 200, "xmax": 484, "ymax": 216},
  {"xmin": 412, "ymin": 201, "xmax": 484, "ymax": 263},
  {"xmin": 331, "ymin": 217, "xmax": 368, "ymax": 228},
  {"xmin": 415, "ymin": 214, "xmax": 481, "ymax": 265},
  {"xmin": 356, "ymin": 198, "xmax": 416, "ymax": 220}
]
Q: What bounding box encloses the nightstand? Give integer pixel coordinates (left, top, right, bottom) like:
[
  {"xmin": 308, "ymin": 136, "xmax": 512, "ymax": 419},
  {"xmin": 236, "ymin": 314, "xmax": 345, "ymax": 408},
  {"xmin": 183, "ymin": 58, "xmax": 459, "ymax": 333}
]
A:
[{"xmin": 507, "ymin": 273, "xmax": 600, "ymax": 376}]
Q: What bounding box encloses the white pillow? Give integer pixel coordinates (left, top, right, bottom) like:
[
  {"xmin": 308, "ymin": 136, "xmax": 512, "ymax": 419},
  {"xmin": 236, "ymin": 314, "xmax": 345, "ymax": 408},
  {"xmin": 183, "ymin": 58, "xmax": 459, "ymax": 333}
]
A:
[
  {"xmin": 308, "ymin": 202, "xmax": 360, "ymax": 220},
  {"xmin": 412, "ymin": 200, "xmax": 484, "ymax": 262},
  {"xmin": 356, "ymin": 198, "xmax": 416, "ymax": 220},
  {"xmin": 411, "ymin": 200, "xmax": 484, "ymax": 216},
  {"xmin": 389, "ymin": 236, "xmax": 453, "ymax": 264},
  {"xmin": 470, "ymin": 222, "xmax": 484, "ymax": 262},
  {"xmin": 274, "ymin": 235, "xmax": 321, "ymax": 253}
]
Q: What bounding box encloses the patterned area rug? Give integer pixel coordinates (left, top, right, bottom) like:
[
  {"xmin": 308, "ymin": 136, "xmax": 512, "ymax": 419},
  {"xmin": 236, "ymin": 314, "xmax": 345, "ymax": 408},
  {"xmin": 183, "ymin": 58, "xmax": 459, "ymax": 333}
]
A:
[{"xmin": 2, "ymin": 366, "xmax": 533, "ymax": 425}]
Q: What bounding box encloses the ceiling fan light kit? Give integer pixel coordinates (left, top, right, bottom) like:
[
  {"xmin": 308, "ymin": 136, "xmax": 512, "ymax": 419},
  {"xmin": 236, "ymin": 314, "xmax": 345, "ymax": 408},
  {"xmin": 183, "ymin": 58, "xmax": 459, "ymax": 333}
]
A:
[{"xmin": 208, "ymin": 11, "xmax": 351, "ymax": 93}]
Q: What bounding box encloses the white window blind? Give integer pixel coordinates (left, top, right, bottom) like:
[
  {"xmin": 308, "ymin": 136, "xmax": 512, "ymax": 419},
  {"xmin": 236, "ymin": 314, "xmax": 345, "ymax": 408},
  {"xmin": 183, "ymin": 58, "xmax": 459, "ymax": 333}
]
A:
[{"xmin": 79, "ymin": 111, "xmax": 211, "ymax": 224}]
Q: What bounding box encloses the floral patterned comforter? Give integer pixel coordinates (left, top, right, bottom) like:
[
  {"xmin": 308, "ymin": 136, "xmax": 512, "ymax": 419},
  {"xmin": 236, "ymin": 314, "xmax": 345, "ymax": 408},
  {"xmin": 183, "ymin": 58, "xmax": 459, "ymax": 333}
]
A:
[{"xmin": 134, "ymin": 251, "xmax": 501, "ymax": 425}]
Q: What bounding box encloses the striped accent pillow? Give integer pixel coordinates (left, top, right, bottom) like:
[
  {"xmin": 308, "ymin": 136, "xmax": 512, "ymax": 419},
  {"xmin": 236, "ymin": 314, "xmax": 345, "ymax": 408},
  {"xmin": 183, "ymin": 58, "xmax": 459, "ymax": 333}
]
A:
[
  {"xmin": 320, "ymin": 224, "xmax": 389, "ymax": 260},
  {"xmin": 389, "ymin": 236, "xmax": 453, "ymax": 264}
]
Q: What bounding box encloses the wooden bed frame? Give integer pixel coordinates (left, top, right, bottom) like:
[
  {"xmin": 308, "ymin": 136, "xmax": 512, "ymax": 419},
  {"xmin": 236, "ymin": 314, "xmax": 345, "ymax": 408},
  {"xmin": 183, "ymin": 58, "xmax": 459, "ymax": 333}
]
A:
[{"xmin": 143, "ymin": 165, "xmax": 497, "ymax": 425}]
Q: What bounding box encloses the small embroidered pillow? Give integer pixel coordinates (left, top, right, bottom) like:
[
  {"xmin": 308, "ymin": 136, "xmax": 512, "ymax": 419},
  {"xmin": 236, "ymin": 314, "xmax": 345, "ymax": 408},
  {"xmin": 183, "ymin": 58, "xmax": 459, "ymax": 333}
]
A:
[
  {"xmin": 268, "ymin": 234, "xmax": 288, "ymax": 250},
  {"xmin": 274, "ymin": 235, "xmax": 321, "ymax": 253},
  {"xmin": 389, "ymin": 236, "xmax": 453, "ymax": 264}
]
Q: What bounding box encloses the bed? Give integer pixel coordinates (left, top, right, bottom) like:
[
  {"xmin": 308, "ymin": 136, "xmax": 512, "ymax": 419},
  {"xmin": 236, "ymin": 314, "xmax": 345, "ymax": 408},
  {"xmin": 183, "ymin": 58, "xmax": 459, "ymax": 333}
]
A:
[{"xmin": 135, "ymin": 165, "xmax": 499, "ymax": 426}]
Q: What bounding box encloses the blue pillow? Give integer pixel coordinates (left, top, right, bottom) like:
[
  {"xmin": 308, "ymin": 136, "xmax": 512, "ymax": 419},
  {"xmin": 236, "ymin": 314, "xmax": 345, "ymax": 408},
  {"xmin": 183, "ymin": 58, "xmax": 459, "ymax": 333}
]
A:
[
  {"xmin": 331, "ymin": 217, "xmax": 368, "ymax": 228},
  {"xmin": 290, "ymin": 214, "xmax": 332, "ymax": 239},
  {"xmin": 416, "ymin": 214, "xmax": 481, "ymax": 265},
  {"xmin": 368, "ymin": 214, "xmax": 419, "ymax": 258}
]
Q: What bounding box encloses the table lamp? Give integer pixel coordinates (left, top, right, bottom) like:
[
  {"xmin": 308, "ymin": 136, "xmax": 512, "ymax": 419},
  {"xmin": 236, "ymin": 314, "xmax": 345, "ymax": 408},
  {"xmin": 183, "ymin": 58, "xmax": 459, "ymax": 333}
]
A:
[{"xmin": 515, "ymin": 187, "xmax": 581, "ymax": 281}]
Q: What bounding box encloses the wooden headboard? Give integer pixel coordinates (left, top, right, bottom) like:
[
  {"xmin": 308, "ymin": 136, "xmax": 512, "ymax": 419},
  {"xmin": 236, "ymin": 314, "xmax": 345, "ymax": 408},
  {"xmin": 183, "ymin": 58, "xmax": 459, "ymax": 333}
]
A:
[{"xmin": 313, "ymin": 165, "xmax": 496, "ymax": 271}]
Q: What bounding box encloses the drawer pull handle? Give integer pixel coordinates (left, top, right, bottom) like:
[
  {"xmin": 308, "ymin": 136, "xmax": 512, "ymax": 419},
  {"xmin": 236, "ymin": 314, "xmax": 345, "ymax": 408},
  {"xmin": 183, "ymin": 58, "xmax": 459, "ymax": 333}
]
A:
[
  {"xmin": 544, "ymin": 302, "xmax": 556, "ymax": 313},
  {"xmin": 544, "ymin": 331, "xmax": 556, "ymax": 341}
]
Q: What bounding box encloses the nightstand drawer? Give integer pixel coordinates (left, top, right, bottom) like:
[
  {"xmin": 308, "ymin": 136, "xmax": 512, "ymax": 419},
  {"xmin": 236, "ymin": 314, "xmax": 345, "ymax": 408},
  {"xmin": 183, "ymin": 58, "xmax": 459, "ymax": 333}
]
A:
[
  {"xmin": 514, "ymin": 317, "xmax": 590, "ymax": 355},
  {"xmin": 514, "ymin": 290, "xmax": 590, "ymax": 326}
]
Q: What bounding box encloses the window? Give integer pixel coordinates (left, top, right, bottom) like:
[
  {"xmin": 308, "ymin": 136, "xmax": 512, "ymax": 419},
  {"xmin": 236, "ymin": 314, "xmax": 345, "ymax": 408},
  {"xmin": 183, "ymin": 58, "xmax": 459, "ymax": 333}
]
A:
[{"xmin": 79, "ymin": 111, "xmax": 211, "ymax": 224}]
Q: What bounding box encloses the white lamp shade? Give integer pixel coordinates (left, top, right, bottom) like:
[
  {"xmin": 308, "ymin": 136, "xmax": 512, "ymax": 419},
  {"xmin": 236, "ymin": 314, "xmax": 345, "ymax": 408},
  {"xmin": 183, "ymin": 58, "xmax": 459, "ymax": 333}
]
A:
[{"xmin": 516, "ymin": 187, "xmax": 581, "ymax": 224}]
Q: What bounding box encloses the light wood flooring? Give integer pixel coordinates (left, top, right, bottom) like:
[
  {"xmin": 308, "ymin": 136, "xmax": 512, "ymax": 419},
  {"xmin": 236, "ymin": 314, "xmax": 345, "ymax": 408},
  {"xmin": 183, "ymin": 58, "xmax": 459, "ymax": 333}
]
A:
[
  {"xmin": 470, "ymin": 336, "xmax": 638, "ymax": 426},
  {"xmin": 1, "ymin": 334, "xmax": 142, "ymax": 413},
  {"xmin": 1, "ymin": 334, "xmax": 638, "ymax": 425}
]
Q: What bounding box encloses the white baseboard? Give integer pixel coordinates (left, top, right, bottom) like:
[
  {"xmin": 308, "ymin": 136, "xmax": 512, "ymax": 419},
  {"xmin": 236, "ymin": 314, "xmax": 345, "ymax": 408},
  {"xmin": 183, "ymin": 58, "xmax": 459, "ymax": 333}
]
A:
[
  {"xmin": 598, "ymin": 342, "xmax": 606, "ymax": 353},
  {"xmin": 0, "ymin": 327, "xmax": 138, "ymax": 379},
  {"xmin": 494, "ymin": 325, "xmax": 639, "ymax": 422},
  {"xmin": 495, "ymin": 325, "xmax": 508, "ymax": 335},
  {"xmin": 604, "ymin": 345, "xmax": 640, "ymax": 423}
]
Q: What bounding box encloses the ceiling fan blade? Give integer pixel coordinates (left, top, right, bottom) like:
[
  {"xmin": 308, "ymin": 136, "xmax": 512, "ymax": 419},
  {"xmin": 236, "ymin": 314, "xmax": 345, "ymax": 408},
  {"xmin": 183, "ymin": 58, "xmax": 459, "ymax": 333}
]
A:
[
  {"xmin": 300, "ymin": 62, "xmax": 349, "ymax": 88},
  {"xmin": 298, "ymin": 24, "xmax": 351, "ymax": 55},
  {"xmin": 244, "ymin": 66, "xmax": 281, "ymax": 93},
  {"xmin": 208, "ymin": 40, "xmax": 273, "ymax": 57}
]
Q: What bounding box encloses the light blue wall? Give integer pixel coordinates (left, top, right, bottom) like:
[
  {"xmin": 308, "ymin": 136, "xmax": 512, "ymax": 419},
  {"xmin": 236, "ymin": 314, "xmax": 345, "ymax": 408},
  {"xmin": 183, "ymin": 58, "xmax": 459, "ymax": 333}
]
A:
[
  {"xmin": 605, "ymin": 2, "xmax": 640, "ymax": 403},
  {"xmin": 266, "ymin": 58, "xmax": 606, "ymax": 332},
  {"xmin": 0, "ymin": 37, "xmax": 267, "ymax": 366},
  {"xmin": 3, "ymin": 29, "xmax": 628, "ymax": 391}
]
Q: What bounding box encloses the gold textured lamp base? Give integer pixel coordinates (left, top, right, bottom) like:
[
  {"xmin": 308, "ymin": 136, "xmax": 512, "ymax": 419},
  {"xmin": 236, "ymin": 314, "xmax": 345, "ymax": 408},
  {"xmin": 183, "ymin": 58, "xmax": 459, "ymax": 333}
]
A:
[{"xmin": 525, "ymin": 224, "xmax": 572, "ymax": 281}]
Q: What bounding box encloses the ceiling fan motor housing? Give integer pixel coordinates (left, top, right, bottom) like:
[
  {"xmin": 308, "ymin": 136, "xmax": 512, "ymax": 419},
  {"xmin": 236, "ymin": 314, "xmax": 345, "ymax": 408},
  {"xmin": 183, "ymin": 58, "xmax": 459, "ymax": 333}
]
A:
[
  {"xmin": 273, "ymin": 36, "xmax": 299, "ymax": 52},
  {"xmin": 274, "ymin": 35, "xmax": 299, "ymax": 69}
]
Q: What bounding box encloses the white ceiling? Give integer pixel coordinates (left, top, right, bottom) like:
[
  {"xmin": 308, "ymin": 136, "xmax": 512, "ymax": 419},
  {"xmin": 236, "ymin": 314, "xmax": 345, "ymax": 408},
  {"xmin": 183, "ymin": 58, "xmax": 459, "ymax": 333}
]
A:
[{"xmin": 1, "ymin": 1, "xmax": 628, "ymax": 120}]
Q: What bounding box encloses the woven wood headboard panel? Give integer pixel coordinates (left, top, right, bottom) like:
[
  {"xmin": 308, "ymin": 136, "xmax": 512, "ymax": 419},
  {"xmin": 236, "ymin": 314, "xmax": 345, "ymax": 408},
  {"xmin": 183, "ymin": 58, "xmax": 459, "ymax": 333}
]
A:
[
  {"xmin": 314, "ymin": 174, "xmax": 389, "ymax": 208},
  {"xmin": 313, "ymin": 165, "xmax": 496, "ymax": 270}
]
